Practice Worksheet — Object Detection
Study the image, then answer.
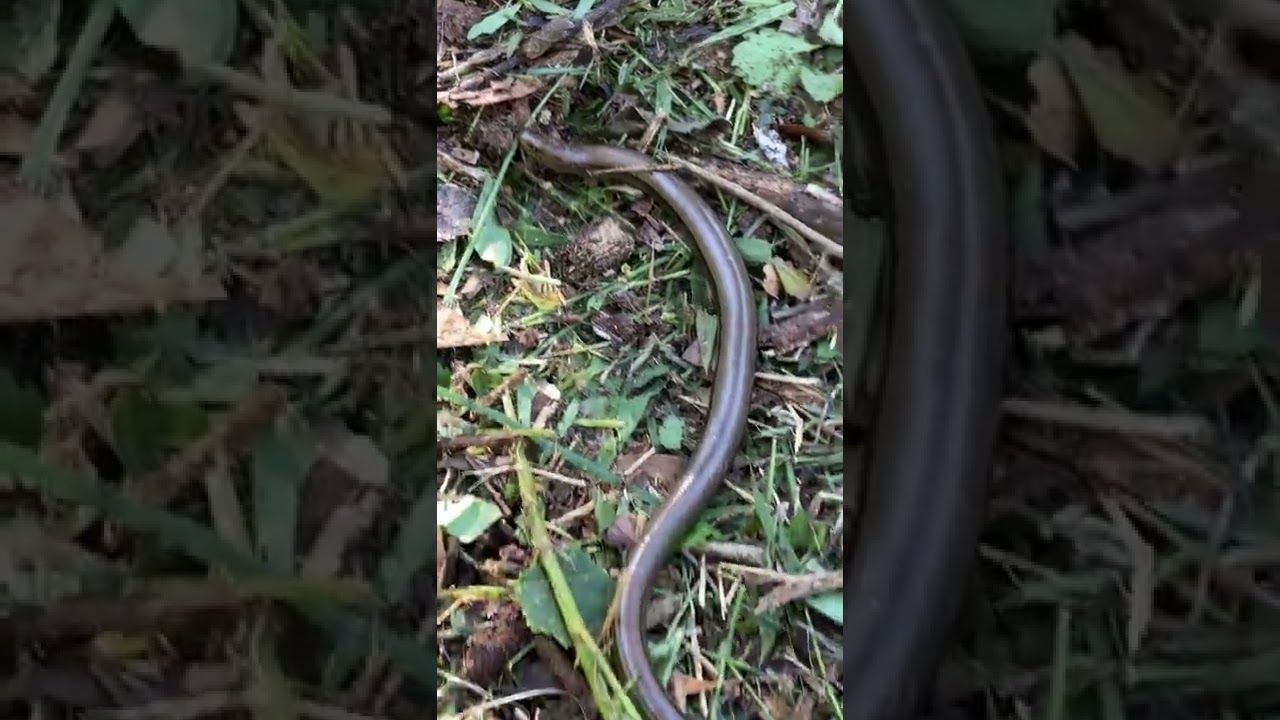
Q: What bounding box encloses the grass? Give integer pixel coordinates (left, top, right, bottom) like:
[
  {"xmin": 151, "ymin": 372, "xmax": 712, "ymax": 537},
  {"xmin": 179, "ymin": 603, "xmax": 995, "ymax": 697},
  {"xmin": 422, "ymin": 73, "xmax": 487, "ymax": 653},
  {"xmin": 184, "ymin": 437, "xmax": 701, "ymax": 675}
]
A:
[{"xmin": 0, "ymin": 0, "xmax": 1276, "ymax": 719}]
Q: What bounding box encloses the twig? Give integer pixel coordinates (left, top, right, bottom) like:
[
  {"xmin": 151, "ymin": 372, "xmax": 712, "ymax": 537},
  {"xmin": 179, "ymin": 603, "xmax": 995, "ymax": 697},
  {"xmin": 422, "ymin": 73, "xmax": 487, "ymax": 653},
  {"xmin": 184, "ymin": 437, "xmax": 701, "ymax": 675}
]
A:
[
  {"xmin": 185, "ymin": 60, "xmax": 394, "ymax": 125},
  {"xmin": 1001, "ymin": 397, "xmax": 1212, "ymax": 441},
  {"xmin": 666, "ymin": 156, "xmax": 844, "ymax": 259},
  {"xmin": 132, "ymin": 385, "xmax": 286, "ymax": 507},
  {"xmin": 754, "ymin": 569, "xmax": 844, "ymax": 614}
]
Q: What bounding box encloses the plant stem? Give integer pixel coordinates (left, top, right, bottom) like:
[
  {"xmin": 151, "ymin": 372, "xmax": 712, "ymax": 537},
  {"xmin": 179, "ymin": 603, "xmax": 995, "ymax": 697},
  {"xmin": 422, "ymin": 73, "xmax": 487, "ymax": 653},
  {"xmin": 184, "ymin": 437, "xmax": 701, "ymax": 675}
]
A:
[{"xmin": 19, "ymin": 0, "xmax": 117, "ymax": 195}]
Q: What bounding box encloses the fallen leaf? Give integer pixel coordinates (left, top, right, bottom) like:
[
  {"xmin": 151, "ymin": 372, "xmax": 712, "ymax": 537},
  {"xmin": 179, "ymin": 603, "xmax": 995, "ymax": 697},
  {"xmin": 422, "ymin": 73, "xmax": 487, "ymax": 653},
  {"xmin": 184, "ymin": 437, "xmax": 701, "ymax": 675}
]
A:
[
  {"xmin": 437, "ymin": 182, "xmax": 477, "ymax": 243},
  {"xmin": 440, "ymin": 77, "xmax": 547, "ymax": 107},
  {"xmin": 769, "ymin": 257, "xmax": 814, "ymax": 299},
  {"xmin": 614, "ymin": 451, "xmax": 685, "ymax": 487},
  {"xmin": 436, "ymin": 303, "xmax": 507, "ymax": 348},
  {"xmin": 761, "ymin": 262, "xmax": 781, "ymax": 298},
  {"xmin": 0, "ymin": 515, "xmax": 119, "ymax": 607},
  {"xmin": 73, "ymin": 91, "xmax": 142, "ymax": 166},
  {"xmin": 313, "ymin": 425, "xmax": 389, "ymax": 488},
  {"xmin": 1055, "ymin": 34, "xmax": 1178, "ymax": 170},
  {"xmin": 116, "ymin": 0, "xmax": 238, "ymax": 65},
  {"xmin": 1025, "ymin": 54, "xmax": 1079, "ymax": 166},
  {"xmin": 0, "ymin": 181, "xmax": 224, "ymax": 322},
  {"xmin": 254, "ymin": 43, "xmax": 388, "ymax": 207},
  {"xmin": 671, "ymin": 674, "xmax": 718, "ymax": 697},
  {"xmin": 603, "ymin": 513, "xmax": 643, "ymax": 549}
]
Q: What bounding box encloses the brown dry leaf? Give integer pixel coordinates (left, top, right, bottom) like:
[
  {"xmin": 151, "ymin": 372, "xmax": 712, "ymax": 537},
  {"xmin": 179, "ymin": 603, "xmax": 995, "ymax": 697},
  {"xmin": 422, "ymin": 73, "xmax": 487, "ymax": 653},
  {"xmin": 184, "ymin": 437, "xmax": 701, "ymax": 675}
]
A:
[
  {"xmin": 769, "ymin": 257, "xmax": 813, "ymax": 299},
  {"xmin": 558, "ymin": 216, "xmax": 636, "ymax": 282},
  {"xmin": 1025, "ymin": 54, "xmax": 1079, "ymax": 166},
  {"xmin": 73, "ymin": 91, "xmax": 142, "ymax": 166},
  {"xmin": 671, "ymin": 674, "xmax": 718, "ymax": 698},
  {"xmin": 436, "ymin": 526, "xmax": 448, "ymax": 592},
  {"xmin": 441, "ymin": 77, "xmax": 546, "ymax": 107},
  {"xmin": 438, "ymin": 0, "xmax": 485, "ymax": 45},
  {"xmin": 615, "ymin": 451, "xmax": 685, "ymax": 488},
  {"xmin": 0, "ymin": 182, "xmax": 224, "ymax": 322},
  {"xmin": 437, "ymin": 182, "xmax": 477, "ymax": 244},
  {"xmin": 761, "ymin": 262, "xmax": 781, "ymax": 298},
  {"xmin": 0, "ymin": 112, "xmax": 35, "ymax": 159},
  {"xmin": 603, "ymin": 513, "xmax": 643, "ymax": 549},
  {"xmin": 436, "ymin": 303, "xmax": 506, "ymax": 348}
]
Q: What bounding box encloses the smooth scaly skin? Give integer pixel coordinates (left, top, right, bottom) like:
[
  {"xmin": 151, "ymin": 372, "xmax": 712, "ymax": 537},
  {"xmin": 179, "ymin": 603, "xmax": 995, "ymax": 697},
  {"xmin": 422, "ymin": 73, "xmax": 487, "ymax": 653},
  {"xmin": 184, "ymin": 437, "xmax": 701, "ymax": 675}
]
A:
[
  {"xmin": 520, "ymin": 0, "xmax": 1007, "ymax": 705},
  {"xmin": 842, "ymin": 0, "xmax": 1007, "ymax": 718},
  {"xmin": 520, "ymin": 130, "xmax": 756, "ymax": 720}
]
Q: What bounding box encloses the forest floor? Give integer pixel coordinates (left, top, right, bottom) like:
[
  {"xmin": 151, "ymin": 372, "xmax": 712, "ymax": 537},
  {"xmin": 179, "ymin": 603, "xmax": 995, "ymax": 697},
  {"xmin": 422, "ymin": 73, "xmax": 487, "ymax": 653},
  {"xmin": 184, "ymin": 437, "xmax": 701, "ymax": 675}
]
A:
[{"xmin": 0, "ymin": 0, "xmax": 1278, "ymax": 719}]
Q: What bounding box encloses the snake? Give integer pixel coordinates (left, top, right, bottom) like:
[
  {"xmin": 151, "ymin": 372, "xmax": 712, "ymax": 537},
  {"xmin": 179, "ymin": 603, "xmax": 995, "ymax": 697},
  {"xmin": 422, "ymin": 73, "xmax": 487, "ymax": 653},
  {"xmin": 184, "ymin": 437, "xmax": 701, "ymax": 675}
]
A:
[{"xmin": 517, "ymin": 0, "xmax": 1006, "ymax": 716}]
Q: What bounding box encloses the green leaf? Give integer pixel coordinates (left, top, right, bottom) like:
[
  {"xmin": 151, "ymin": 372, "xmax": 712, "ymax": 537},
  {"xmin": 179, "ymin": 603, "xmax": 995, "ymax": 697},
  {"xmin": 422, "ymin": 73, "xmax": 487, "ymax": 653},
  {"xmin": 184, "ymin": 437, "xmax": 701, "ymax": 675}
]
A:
[
  {"xmin": 0, "ymin": 0, "xmax": 62, "ymax": 83},
  {"xmin": 816, "ymin": 2, "xmax": 843, "ymax": 46},
  {"xmin": 730, "ymin": 29, "xmax": 816, "ymax": 91},
  {"xmin": 115, "ymin": 0, "xmax": 238, "ymax": 65},
  {"xmin": 688, "ymin": 1, "xmax": 794, "ymax": 55},
  {"xmin": 108, "ymin": 389, "xmax": 208, "ymax": 475},
  {"xmin": 734, "ymin": 236, "xmax": 773, "ymax": 265},
  {"xmin": 379, "ymin": 487, "xmax": 439, "ymax": 601},
  {"xmin": 0, "ymin": 440, "xmax": 439, "ymax": 689},
  {"xmin": 0, "ymin": 369, "xmax": 44, "ymax": 446},
  {"xmin": 1009, "ymin": 153, "xmax": 1049, "ymax": 259},
  {"xmin": 806, "ymin": 591, "xmax": 843, "ymax": 625},
  {"xmin": 614, "ymin": 389, "xmax": 661, "ymax": 449},
  {"xmin": 1054, "ymin": 35, "xmax": 1178, "ymax": 171},
  {"xmin": 467, "ymin": 5, "xmax": 519, "ymax": 40},
  {"xmin": 770, "ymin": 257, "xmax": 813, "ymax": 298},
  {"xmin": 655, "ymin": 414, "xmax": 684, "ymax": 450},
  {"xmin": 785, "ymin": 508, "xmax": 822, "ymax": 553},
  {"xmin": 694, "ymin": 309, "xmax": 718, "ymax": 374},
  {"xmin": 474, "ymin": 216, "xmax": 514, "ymax": 268},
  {"xmin": 1198, "ymin": 298, "xmax": 1264, "ymax": 362},
  {"xmin": 592, "ymin": 490, "xmax": 617, "ymax": 532},
  {"xmin": 438, "ymin": 494, "xmax": 502, "ymax": 544},
  {"xmin": 251, "ymin": 426, "xmax": 311, "ymax": 573},
  {"xmin": 799, "ymin": 67, "xmax": 843, "ymax": 103},
  {"xmin": 515, "ymin": 545, "xmax": 615, "ymax": 647},
  {"xmin": 0, "ymin": 515, "xmax": 118, "ymax": 608},
  {"xmin": 526, "ymin": 0, "xmax": 572, "ymax": 16},
  {"xmin": 947, "ymin": 0, "xmax": 1058, "ymax": 55}
]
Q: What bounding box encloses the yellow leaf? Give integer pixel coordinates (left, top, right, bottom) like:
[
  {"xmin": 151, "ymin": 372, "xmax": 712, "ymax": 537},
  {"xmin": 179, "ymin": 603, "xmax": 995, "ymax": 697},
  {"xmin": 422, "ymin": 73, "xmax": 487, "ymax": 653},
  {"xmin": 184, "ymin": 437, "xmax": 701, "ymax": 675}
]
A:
[
  {"xmin": 768, "ymin": 257, "xmax": 813, "ymax": 299},
  {"xmin": 263, "ymin": 121, "xmax": 386, "ymax": 207}
]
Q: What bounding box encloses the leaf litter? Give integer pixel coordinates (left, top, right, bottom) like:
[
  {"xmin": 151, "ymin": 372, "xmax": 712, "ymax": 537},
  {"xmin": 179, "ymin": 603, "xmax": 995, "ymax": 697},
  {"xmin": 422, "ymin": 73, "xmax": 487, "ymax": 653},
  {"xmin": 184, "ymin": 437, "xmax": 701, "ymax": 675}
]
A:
[
  {"xmin": 0, "ymin": 0, "xmax": 1278, "ymax": 718},
  {"xmin": 439, "ymin": 0, "xmax": 1280, "ymax": 718}
]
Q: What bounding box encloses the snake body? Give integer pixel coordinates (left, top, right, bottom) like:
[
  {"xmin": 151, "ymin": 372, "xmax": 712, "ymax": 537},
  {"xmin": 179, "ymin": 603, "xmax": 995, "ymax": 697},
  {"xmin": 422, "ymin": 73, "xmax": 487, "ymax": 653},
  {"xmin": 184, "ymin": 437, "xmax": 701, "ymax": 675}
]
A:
[
  {"xmin": 842, "ymin": 0, "xmax": 1006, "ymax": 717},
  {"xmin": 520, "ymin": 131, "xmax": 756, "ymax": 720},
  {"xmin": 518, "ymin": 0, "xmax": 1006, "ymax": 712}
]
